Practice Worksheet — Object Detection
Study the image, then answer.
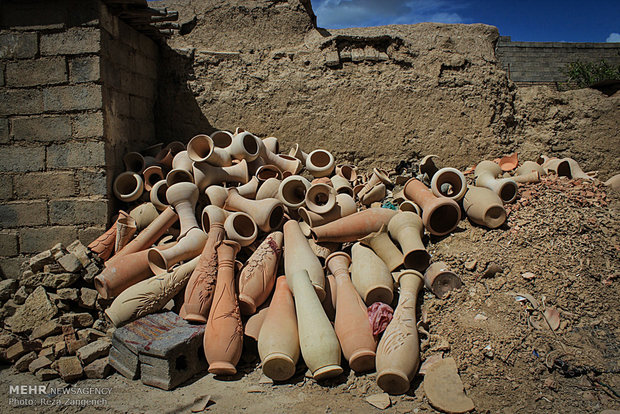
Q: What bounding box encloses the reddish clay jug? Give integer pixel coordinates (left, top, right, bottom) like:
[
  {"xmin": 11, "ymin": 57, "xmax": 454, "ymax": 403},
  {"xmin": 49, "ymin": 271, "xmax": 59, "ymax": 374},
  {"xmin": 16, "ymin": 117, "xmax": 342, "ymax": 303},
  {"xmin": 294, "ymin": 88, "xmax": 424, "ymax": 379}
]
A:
[
  {"xmin": 310, "ymin": 208, "xmax": 398, "ymax": 243},
  {"xmin": 88, "ymin": 210, "xmax": 131, "ymax": 261},
  {"xmin": 387, "ymin": 212, "xmax": 430, "ymax": 272},
  {"xmin": 402, "ymin": 178, "xmax": 461, "ymax": 236},
  {"xmin": 224, "ymin": 188, "xmax": 285, "ymax": 233},
  {"xmin": 165, "ymin": 182, "xmax": 200, "ymax": 238}
]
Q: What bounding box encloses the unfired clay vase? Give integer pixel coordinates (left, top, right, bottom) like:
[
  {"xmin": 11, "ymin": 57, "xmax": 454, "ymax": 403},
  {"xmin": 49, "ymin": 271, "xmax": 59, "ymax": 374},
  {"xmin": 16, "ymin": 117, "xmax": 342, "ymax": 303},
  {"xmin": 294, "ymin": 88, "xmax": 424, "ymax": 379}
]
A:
[
  {"xmin": 166, "ymin": 168, "xmax": 194, "ymax": 186},
  {"xmin": 113, "ymin": 172, "xmax": 144, "ymax": 202},
  {"xmin": 193, "ymin": 159, "xmax": 249, "ymax": 191},
  {"xmin": 88, "ymin": 210, "xmax": 130, "ymax": 261},
  {"xmin": 129, "ymin": 202, "xmax": 159, "ymax": 231},
  {"xmin": 283, "ymin": 220, "xmax": 325, "ymax": 301},
  {"xmin": 235, "ymin": 176, "xmax": 260, "ymax": 199},
  {"xmin": 361, "ymin": 183, "xmax": 386, "ymax": 206},
  {"xmin": 147, "ymin": 227, "xmax": 207, "ymax": 274},
  {"xmin": 351, "ymin": 243, "xmax": 394, "ymax": 305},
  {"xmin": 387, "ymin": 212, "xmax": 430, "ymax": 272},
  {"xmin": 172, "ymin": 150, "xmax": 193, "ymax": 173},
  {"xmin": 402, "ymin": 178, "xmax": 461, "ymax": 236},
  {"xmin": 298, "ymin": 193, "xmax": 357, "ymax": 228},
  {"xmin": 288, "ymin": 143, "xmax": 309, "ymax": 165},
  {"xmin": 513, "ymin": 171, "xmax": 540, "ymax": 183},
  {"xmin": 430, "ymin": 167, "xmax": 467, "ymax": 201},
  {"xmin": 423, "ymin": 261, "xmax": 463, "ymax": 299},
  {"xmin": 359, "ymin": 225, "xmax": 404, "ymax": 272},
  {"xmin": 547, "ymin": 157, "xmax": 593, "ymax": 180},
  {"xmin": 224, "ymin": 188, "xmax": 285, "ymax": 233},
  {"xmin": 187, "ymin": 134, "xmax": 232, "ymax": 166},
  {"xmin": 399, "ymin": 200, "xmax": 421, "ymax": 216},
  {"xmin": 123, "ymin": 152, "xmax": 146, "ymax": 173},
  {"xmin": 277, "ymin": 175, "xmax": 311, "ymax": 209},
  {"xmin": 462, "ymin": 185, "xmax": 507, "ymax": 229},
  {"xmin": 257, "ymin": 276, "xmax": 300, "ymax": 381},
  {"xmin": 255, "ymin": 177, "xmax": 281, "ymax": 200},
  {"xmin": 210, "ymin": 130, "xmax": 233, "ymax": 149},
  {"xmin": 327, "ymin": 252, "xmax": 377, "ymax": 373},
  {"xmin": 335, "ymin": 164, "xmax": 358, "ymax": 182},
  {"xmin": 150, "ymin": 180, "xmax": 169, "ymax": 211},
  {"xmin": 310, "ymin": 208, "xmax": 398, "ymax": 243},
  {"xmin": 143, "ymin": 165, "xmax": 164, "ymax": 192},
  {"xmin": 230, "ymin": 131, "xmax": 261, "ymax": 162},
  {"xmin": 376, "ymin": 270, "xmax": 424, "ymax": 395},
  {"xmin": 204, "ymin": 185, "xmax": 228, "ymax": 208},
  {"xmin": 605, "ymin": 173, "xmax": 620, "ymax": 191},
  {"xmin": 238, "ymin": 231, "xmax": 283, "ymax": 315},
  {"xmin": 357, "ymin": 168, "xmax": 391, "ymax": 200},
  {"xmin": 105, "ymin": 257, "xmax": 199, "ymax": 327},
  {"xmin": 515, "ymin": 160, "xmax": 545, "ymax": 177},
  {"xmin": 262, "ymin": 137, "xmax": 279, "ymax": 154},
  {"xmin": 204, "ymin": 240, "xmax": 244, "ymax": 376},
  {"xmin": 330, "ymin": 174, "xmax": 354, "ymax": 196},
  {"xmin": 115, "ymin": 214, "xmax": 137, "ymax": 253},
  {"xmin": 286, "ymin": 269, "xmax": 343, "ymax": 380},
  {"xmin": 224, "ymin": 212, "xmax": 258, "ymax": 247},
  {"xmin": 474, "ymin": 160, "xmax": 518, "ymax": 203},
  {"xmin": 305, "ymin": 183, "xmax": 337, "ymax": 214},
  {"xmin": 165, "ymin": 182, "xmax": 199, "ymax": 238},
  {"xmin": 305, "ymin": 149, "xmax": 336, "ymax": 178}
]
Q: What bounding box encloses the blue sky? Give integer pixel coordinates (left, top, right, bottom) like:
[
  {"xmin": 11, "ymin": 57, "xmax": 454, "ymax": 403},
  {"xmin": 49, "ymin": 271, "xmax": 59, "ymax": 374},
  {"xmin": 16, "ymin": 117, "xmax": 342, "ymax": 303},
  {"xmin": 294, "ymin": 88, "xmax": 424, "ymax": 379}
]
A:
[{"xmin": 311, "ymin": 0, "xmax": 620, "ymax": 43}]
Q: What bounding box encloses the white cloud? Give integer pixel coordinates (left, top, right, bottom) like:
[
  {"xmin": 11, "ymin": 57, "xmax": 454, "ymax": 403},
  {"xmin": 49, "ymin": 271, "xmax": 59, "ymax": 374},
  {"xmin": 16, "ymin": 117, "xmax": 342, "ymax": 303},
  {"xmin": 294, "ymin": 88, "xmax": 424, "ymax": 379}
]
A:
[
  {"xmin": 314, "ymin": 0, "xmax": 465, "ymax": 29},
  {"xmin": 606, "ymin": 33, "xmax": 620, "ymax": 43}
]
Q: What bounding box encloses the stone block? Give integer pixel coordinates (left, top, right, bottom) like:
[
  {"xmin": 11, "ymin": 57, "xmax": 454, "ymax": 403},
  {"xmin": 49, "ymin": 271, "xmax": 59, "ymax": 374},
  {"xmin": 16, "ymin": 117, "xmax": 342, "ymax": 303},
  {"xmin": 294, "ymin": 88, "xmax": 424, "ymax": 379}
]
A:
[
  {"xmin": 0, "ymin": 145, "xmax": 45, "ymax": 172},
  {"xmin": 38, "ymin": 346, "xmax": 55, "ymax": 360},
  {"xmin": 40, "ymin": 28, "xmax": 99, "ymax": 56},
  {"xmin": 14, "ymin": 171, "xmax": 76, "ymax": 199},
  {"xmin": 0, "ymin": 231, "xmax": 19, "ymax": 257},
  {"xmin": 0, "ymin": 32, "xmax": 38, "ymax": 59},
  {"xmin": 66, "ymin": 338, "xmax": 88, "ymax": 355},
  {"xmin": 49, "ymin": 198, "xmax": 108, "ymax": 226},
  {"xmin": 77, "ymin": 328, "xmax": 105, "ymax": 342},
  {"xmin": 72, "ymin": 111, "xmax": 103, "ymax": 138},
  {"xmin": 0, "ymin": 201, "xmax": 47, "ymax": 228},
  {"xmin": 0, "ymin": 333, "xmax": 17, "ymax": 348},
  {"xmin": 83, "ymin": 262, "xmax": 101, "ymax": 285},
  {"xmin": 28, "ymin": 249, "xmax": 54, "ymax": 272},
  {"xmin": 41, "ymin": 334, "xmax": 64, "ymax": 348},
  {"xmin": 0, "ymin": 256, "xmax": 26, "ymax": 279},
  {"xmin": 54, "ymin": 341, "xmax": 67, "ymax": 358},
  {"xmin": 5, "ymin": 286, "xmax": 58, "ymax": 334},
  {"xmin": 47, "ymin": 140, "xmax": 105, "ymax": 169},
  {"xmin": 52, "ymin": 356, "xmax": 84, "ymax": 382},
  {"xmin": 79, "ymin": 226, "xmax": 107, "ymax": 247},
  {"xmin": 79, "ymin": 287, "xmax": 97, "ymax": 309},
  {"xmin": 41, "ymin": 272, "xmax": 80, "ymax": 289},
  {"xmin": 13, "ymin": 286, "xmax": 28, "ymax": 304},
  {"xmin": 57, "ymin": 253, "xmax": 83, "ymax": 273},
  {"xmin": 59, "ymin": 312, "xmax": 94, "ymax": 328},
  {"xmin": 0, "ymin": 278, "xmax": 18, "ymax": 301},
  {"xmin": 30, "ymin": 320, "xmax": 62, "ymax": 340},
  {"xmin": 0, "ymin": 64, "xmax": 3, "ymax": 87},
  {"xmin": 56, "ymin": 288, "xmax": 79, "ymax": 301},
  {"xmin": 6, "ymin": 340, "xmax": 41, "ymax": 361},
  {"xmin": 0, "ymin": 88, "xmax": 44, "ymax": 116},
  {"xmin": 28, "ymin": 355, "xmax": 52, "ymax": 373},
  {"xmin": 0, "ymin": 174, "xmax": 13, "ymax": 199},
  {"xmin": 14, "ymin": 351, "xmax": 38, "ymax": 371},
  {"xmin": 6, "ymin": 57, "xmax": 66, "ymax": 87},
  {"xmin": 43, "ymin": 84, "xmax": 102, "ymax": 112},
  {"xmin": 75, "ymin": 170, "xmax": 107, "ymax": 196},
  {"xmin": 84, "ymin": 356, "xmax": 112, "ymax": 379},
  {"xmin": 11, "ymin": 115, "xmax": 71, "ymax": 142},
  {"xmin": 69, "ymin": 56, "xmax": 100, "ymax": 83},
  {"xmin": 36, "ymin": 368, "xmax": 59, "ymax": 381},
  {"xmin": 77, "ymin": 338, "xmax": 111, "ymax": 365},
  {"xmin": 43, "ymin": 263, "xmax": 65, "ymax": 274},
  {"xmin": 324, "ymin": 50, "xmax": 340, "ymax": 67},
  {"xmin": 0, "ymin": 118, "xmax": 8, "ymax": 143}
]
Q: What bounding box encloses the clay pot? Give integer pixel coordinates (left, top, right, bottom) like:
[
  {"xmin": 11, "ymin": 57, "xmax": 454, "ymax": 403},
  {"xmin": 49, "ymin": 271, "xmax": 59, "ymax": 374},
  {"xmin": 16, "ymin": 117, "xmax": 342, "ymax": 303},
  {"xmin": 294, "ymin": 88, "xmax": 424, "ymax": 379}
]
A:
[
  {"xmin": 115, "ymin": 214, "xmax": 137, "ymax": 253},
  {"xmin": 224, "ymin": 188, "xmax": 285, "ymax": 232},
  {"xmin": 423, "ymin": 261, "xmax": 463, "ymax": 299},
  {"xmin": 238, "ymin": 232, "xmax": 283, "ymax": 315},
  {"xmin": 376, "ymin": 270, "xmax": 424, "ymax": 395},
  {"xmin": 545, "ymin": 157, "xmax": 593, "ymax": 180},
  {"xmin": 187, "ymin": 134, "xmax": 232, "ymax": 167},
  {"xmin": 310, "ymin": 208, "xmax": 398, "ymax": 243},
  {"xmin": 88, "ymin": 211, "xmax": 131, "ymax": 261},
  {"xmin": 474, "ymin": 160, "xmax": 518, "ymax": 203},
  {"xmin": 288, "ymin": 143, "xmax": 309, "ymax": 165},
  {"xmin": 204, "ymin": 240, "xmax": 244, "ymax": 376},
  {"xmin": 113, "ymin": 172, "xmax": 144, "ymax": 202},
  {"xmin": 235, "ymin": 176, "xmax": 260, "ymax": 199},
  {"xmin": 513, "ymin": 171, "xmax": 540, "ymax": 183},
  {"xmin": 359, "ymin": 225, "xmax": 403, "ymax": 272},
  {"xmin": 350, "ymin": 243, "xmax": 393, "ymax": 305},
  {"xmin": 604, "ymin": 173, "xmax": 620, "ymax": 191},
  {"xmin": 462, "ymin": 185, "xmax": 506, "ymax": 229},
  {"xmin": 499, "ymin": 152, "xmax": 518, "ymax": 171},
  {"xmin": 155, "ymin": 141, "xmax": 185, "ymax": 170},
  {"xmin": 224, "ymin": 212, "xmax": 258, "ymax": 247},
  {"xmin": 105, "ymin": 256, "xmax": 199, "ymax": 327},
  {"xmin": 123, "ymin": 152, "xmax": 146, "ymax": 173},
  {"xmin": 143, "ymin": 165, "xmax": 164, "ymax": 192},
  {"xmin": 419, "ymin": 155, "xmax": 440, "ymax": 178},
  {"xmin": 321, "ymin": 273, "xmax": 337, "ymax": 321},
  {"xmin": 277, "ymin": 175, "xmax": 311, "ymax": 209},
  {"xmin": 327, "ymin": 252, "xmax": 377, "ymax": 373},
  {"xmin": 166, "ymin": 168, "xmax": 194, "ymax": 186},
  {"xmin": 399, "ymin": 201, "xmax": 421, "ymax": 215},
  {"xmin": 258, "ymin": 276, "xmax": 300, "ymax": 381},
  {"xmin": 387, "ymin": 212, "xmax": 430, "ymax": 272},
  {"xmin": 172, "ymin": 150, "xmax": 193, "ymax": 173},
  {"xmin": 305, "ymin": 183, "xmax": 337, "ymax": 214},
  {"xmin": 210, "ymin": 130, "xmax": 234, "ymax": 149},
  {"xmin": 392, "ymin": 189, "xmax": 406, "ymax": 205},
  {"xmin": 255, "ymin": 177, "xmax": 281, "ymax": 200},
  {"xmin": 204, "ymin": 185, "xmax": 227, "ymax": 208},
  {"xmin": 150, "ymin": 180, "xmax": 169, "ymax": 211},
  {"xmin": 305, "ymin": 149, "xmax": 336, "ymax": 178},
  {"xmin": 516, "ymin": 160, "xmax": 545, "ymax": 176},
  {"xmin": 283, "ymin": 220, "xmax": 325, "ymax": 301},
  {"xmin": 256, "ymin": 165, "xmax": 282, "ymax": 181},
  {"xmin": 298, "ymin": 193, "xmax": 357, "ymax": 228},
  {"xmin": 147, "ymin": 227, "xmax": 207, "ymax": 274},
  {"xmin": 193, "ymin": 159, "xmax": 249, "ymax": 191},
  {"xmin": 262, "ymin": 137, "xmax": 279, "ymax": 154},
  {"xmin": 330, "ymin": 175, "xmax": 354, "ymax": 196},
  {"xmin": 357, "ymin": 168, "xmax": 391, "ymax": 200},
  {"xmin": 335, "ymin": 164, "xmax": 358, "ymax": 182},
  {"xmin": 286, "ymin": 269, "xmax": 343, "ymax": 380},
  {"xmin": 229, "ymin": 131, "xmax": 261, "ymax": 162},
  {"xmin": 402, "ymin": 178, "xmax": 461, "ymax": 236},
  {"xmin": 165, "ymin": 182, "xmax": 199, "ymax": 238},
  {"xmin": 129, "ymin": 202, "xmax": 159, "ymax": 231},
  {"xmin": 180, "ymin": 206, "xmax": 227, "ymax": 323},
  {"xmin": 259, "ymin": 148, "xmax": 303, "ymax": 175},
  {"xmin": 430, "ymin": 167, "xmax": 467, "ymax": 201},
  {"xmin": 361, "ymin": 183, "xmax": 386, "ymax": 206}
]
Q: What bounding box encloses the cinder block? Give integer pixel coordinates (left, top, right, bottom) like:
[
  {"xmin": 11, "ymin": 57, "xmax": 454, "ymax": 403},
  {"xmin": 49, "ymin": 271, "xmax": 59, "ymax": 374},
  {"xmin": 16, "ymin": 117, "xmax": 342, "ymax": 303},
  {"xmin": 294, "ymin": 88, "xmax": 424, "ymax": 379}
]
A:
[
  {"xmin": 14, "ymin": 172, "xmax": 76, "ymax": 199},
  {"xmin": 69, "ymin": 56, "xmax": 100, "ymax": 84},
  {"xmin": 0, "ymin": 118, "xmax": 8, "ymax": 143},
  {"xmin": 0, "ymin": 174, "xmax": 13, "ymax": 199},
  {"xmin": 0, "ymin": 89, "xmax": 44, "ymax": 116},
  {"xmin": 6, "ymin": 57, "xmax": 66, "ymax": 87},
  {"xmin": 19, "ymin": 226, "xmax": 78, "ymax": 254},
  {"xmin": 0, "ymin": 256, "xmax": 26, "ymax": 279},
  {"xmin": 78, "ymin": 226, "xmax": 107, "ymax": 246},
  {"xmin": 0, "ymin": 145, "xmax": 45, "ymax": 172},
  {"xmin": 107, "ymin": 89, "xmax": 131, "ymax": 117},
  {"xmin": 11, "ymin": 115, "xmax": 71, "ymax": 142},
  {"xmin": 47, "ymin": 140, "xmax": 105, "ymax": 169},
  {"xmin": 0, "ymin": 231, "xmax": 19, "ymax": 257},
  {"xmin": 0, "ymin": 201, "xmax": 47, "ymax": 228},
  {"xmin": 0, "ymin": 63, "xmax": 4, "ymax": 87},
  {"xmin": 0, "ymin": 32, "xmax": 38, "ymax": 59},
  {"xmin": 40, "ymin": 28, "xmax": 99, "ymax": 56},
  {"xmin": 72, "ymin": 111, "xmax": 103, "ymax": 138},
  {"xmin": 75, "ymin": 169, "xmax": 107, "ymax": 196},
  {"xmin": 43, "ymin": 84, "xmax": 102, "ymax": 112},
  {"xmin": 49, "ymin": 198, "xmax": 107, "ymax": 226}
]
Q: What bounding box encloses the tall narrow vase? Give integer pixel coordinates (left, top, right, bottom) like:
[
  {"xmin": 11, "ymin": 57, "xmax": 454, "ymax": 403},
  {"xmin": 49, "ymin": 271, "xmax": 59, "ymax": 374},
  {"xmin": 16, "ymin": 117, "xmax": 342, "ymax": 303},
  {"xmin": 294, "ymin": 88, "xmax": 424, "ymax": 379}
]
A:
[
  {"xmin": 283, "ymin": 220, "xmax": 325, "ymax": 301},
  {"xmin": 350, "ymin": 243, "xmax": 393, "ymax": 305}
]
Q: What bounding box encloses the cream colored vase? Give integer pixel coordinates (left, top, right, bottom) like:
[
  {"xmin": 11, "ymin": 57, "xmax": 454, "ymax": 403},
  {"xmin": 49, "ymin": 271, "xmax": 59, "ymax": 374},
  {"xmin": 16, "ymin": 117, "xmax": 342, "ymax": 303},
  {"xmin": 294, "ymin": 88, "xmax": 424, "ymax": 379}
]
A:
[
  {"xmin": 350, "ymin": 243, "xmax": 394, "ymax": 305},
  {"xmin": 475, "ymin": 160, "xmax": 518, "ymax": 203},
  {"xmin": 387, "ymin": 212, "xmax": 430, "ymax": 272},
  {"xmin": 283, "ymin": 220, "xmax": 325, "ymax": 301},
  {"xmin": 359, "ymin": 224, "xmax": 404, "ymax": 272}
]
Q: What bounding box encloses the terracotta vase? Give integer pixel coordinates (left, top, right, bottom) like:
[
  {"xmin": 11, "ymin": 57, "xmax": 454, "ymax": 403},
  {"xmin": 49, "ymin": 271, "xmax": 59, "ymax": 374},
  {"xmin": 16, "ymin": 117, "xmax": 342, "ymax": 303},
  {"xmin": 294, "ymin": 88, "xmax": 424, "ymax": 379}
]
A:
[
  {"xmin": 357, "ymin": 168, "xmax": 391, "ymax": 200},
  {"xmin": 335, "ymin": 164, "xmax": 358, "ymax": 182},
  {"xmin": 255, "ymin": 177, "xmax": 281, "ymax": 200},
  {"xmin": 288, "ymin": 143, "xmax": 308, "ymax": 165},
  {"xmin": 361, "ymin": 183, "xmax": 386, "ymax": 206},
  {"xmin": 113, "ymin": 171, "xmax": 144, "ymax": 202},
  {"xmin": 430, "ymin": 167, "xmax": 467, "ymax": 201},
  {"xmin": 515, "ymin": 160, "xmax": 545, "ymax": 177},
  {"xmin": 257, "ymin": 276, "xmax": 300, "ymax": 381},
  {"xmin": 204, "ymin": 185, "xmax": 228, "ymax": 208},
  {"xmin": 399, "ymin": 200, "xmax": 421, "ymax": 215},
  {"xmin": 180, "ymin": 206, "xmax": 227, "ymax": 323},
  {"xmin": 283, "ymin": 220, "xmax": 325, "ymax": 301},
  {"xmin": 513, "ymin": 171, "xmax": 540, "ymax": 183},
  {"xmin": 229, "ymin": 131, "xmax": 261, "ymax": 162},
  {"xmin": 305, "ymin": 183, "xmax": 337, "ymax": 214},
  {"xmin": 462, "ymin": 185, "xmax": 506, "ymax": 229},
  {"xmin": 419, "ymin": 154, "xmax": 440, "ymax": 179},
  {"xmin": 147, "ymin": 227, "xmax": 207, "ymax": 274},
  {"xmin": 359, "ymin": 224, "xmax": 403, "ymax": 271},
  {"xmin": 376, "ymin": 270, "xmax": 424, "ymax": 395},
  {"xmin": 224, "ymin": 212, "xmax": 258, "ymax": 247},
  {"xmin": 187, "ymin": 134, "xmax": 232, "ymax": 166},
  {"xmin": 115, "ymin": 214, "xmax": 137, "ymax": 253},
  {"xmin": 310, "ymin": 208, "xmax": 398, "ymax": 243},
  {"xmin": 350, "ymin": 243, "xmax": 393, "ymax": 305},
  {"xmin": 305, "ymin": 149, "xmax": 336, "ymax": 178},
  {"xmin": 244, "ymin": 305, "xmax": 269, "ymax": 342},
  {"xmin": 204, "ymin": 240, "xmax": 244, "ymax": 376},
  {"xmin": 166, "ymin": 182, "xmax": 199, "ymax": 238},
  {"xmin": 129, "ymin": 202, "xmax": 159, "ymax": 231},
  {"xmin": 402, "ymin": 178, "xmax": 461, "ymax": 236},
  {"xmin": 330, "ymin": 175, "xmax": 354, "ymax": 196},
  {"xmin": 474, "ymin": 160, "xmax": 518, "ymax": 203},
  {"xmin": 547, "ymin": 157, "xmax": 593, "ymax": 180},
  {"xmin": 193, "ymin": 159, "xmax": 249, "ymax": 191},
  {"xmin": 298, "ymin": 193, "xmax": 357, "ymax": 228},
  {"xmin": 210, "ymin": 130, "xmax": 234, "ymax": 149},
  {"xmin": 423, "ymin": 261, "xmax": 463, "ymax": 299},
  {"xmin": 262, "ymin": 137, "xmax": 279, "ymax": 154},
  {"xmin": 238, "ymin": 231, "xmax": 283, "ymax": 315},
  {"xmin": 105, "ymin": 256, "xmax": 199, "ymax": 327},
  {"xmin": 277, "ymin": 175, "xmax": 311, "ymax": 209},
  {"xmin": 171, "ymin": 150, "xmax": 193, "ymax": 173},
  {"xmin": 123, "ymin": 152, "xmax": 146, "ymax": 173},
  {"xmin": 256, "ymin": 165, "xmax": 282, "ymax": 181},
  {"xmin": 321, "ymin": 273, "xmax": 337, "ymax": 321},
  {"xmin": 236, "ymin": 176, "xmax": 260, "ymax": 199},
  {"xmin": 88, "ymin": 210, "xmax": 130, "ymax": 261},
  {"xmin": 387, "ymin": 212, "xmax": 430, "ymax": 272},
  {"xmin": 327, "ymin": 252, "xmax": 377, "ymax": 373},
  {"xmin": 143, "ymin": 165, "xmax": 164, "ymax": 192},
  {"xmin": 150, "ymin": 180, "xmax": 169, "ymax": 211},
  {"xmin": 224, "ymin": 188, "xmax": 285, "ymax": 233},
  {"xmin": 166, "ymin": 168, "xmax": 194, "ymax": 186},
  {"xmin": 286, "ymin": 269, "xmax": 342, "ymax": 380}
]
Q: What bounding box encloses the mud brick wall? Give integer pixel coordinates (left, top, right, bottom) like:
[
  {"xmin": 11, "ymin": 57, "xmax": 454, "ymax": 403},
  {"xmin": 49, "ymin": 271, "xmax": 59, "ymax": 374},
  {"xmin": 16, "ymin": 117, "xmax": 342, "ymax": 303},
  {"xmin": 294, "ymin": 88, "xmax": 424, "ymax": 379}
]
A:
[
  {"xmin": 0, "ymin": 0, "xmax": 158, "ymax": 279},
  {"xmin": 496, "ymin": 36, "xmax": 620, "ymax": 84}
]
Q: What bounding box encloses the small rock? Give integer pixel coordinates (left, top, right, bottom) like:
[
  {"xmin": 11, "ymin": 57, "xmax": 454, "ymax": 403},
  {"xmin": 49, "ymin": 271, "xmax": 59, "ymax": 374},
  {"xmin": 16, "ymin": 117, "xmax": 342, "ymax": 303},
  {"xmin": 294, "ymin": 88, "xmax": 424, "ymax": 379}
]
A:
[
  {"xmin": 247, "ymin": 386, "xmax": 264, "ymax": 393},
  {"xmin": 59, "ymin": 312, "xmax": 94, "ymax": 328},
  {"xmin": 13, "ymin": 286, "xmax": 28, "ymax": 305},
  {"xmin": 83, "ymin": 357, "xmax": 112, "ymax": 379},
  {"xmin": 474, "ymin": 314, "xmax": 488, "ymax": 321},
  {"xmin": 365, "ymin": 393, "xmax": 391, "ymax": 410},
  {"xmin": 57, "ymin": 253, "xmax": 83, "ymax": 273},
  {"xmin": 482, "ymin": 345, "xmax": 494, "ymax": 358},
  {"xmin": 464, "ymin": 260, "xmax": 477, "ymax": 271},
  {"xmin": 1, "ymin": 299, "xmax": 19, "ymax": 318},
  {"xmin": 543, "ymin": 377, "xmax": 556, "ymax": 389},
  {"xmin": 20, "ymin": 272, "xmax": 46, "ymax": 289},
  {"xmin": 483, "ymin": 263, "xmax": 502, "ymax": 278},
  {"xmin": 67, "ymin": 338, "xmax": 89, "ymax": 355},
  {"xmin": 52, "ymin": 356, "xmax": 84, "ymax": 382},
  {"xmin": 39, "ymin": 347, "xmax": 55, "ymax": 360},
  {"xmin": 50, "ymin": 243, "xmax": 65, "ymax": 255},
  {"xmin": 53, "ymin": 250, "xmax": 64, "ymax": 260},
  {"xmin": 29, "ymin": 356, "xmax": 53, "ymax": 373},
  {"xmin": 76, "ymin": 339, "xmax": 111, "ymax": 365},
  {"xmin": 424, "ymin": 357, "xmax": 475, "ymax": 414},
  {"xmin": 14, "ymin": 351, "xmax": 38, "ymax": 372},
  {"xmin": 56, "ymin": 288, "xmax": 79, "ymax": 301},
  {"xmin": 92, "ymin": 319, "xmax": 108, "ymax": 333},
  {"xmin": 522, "ymin": 272, "xmax": 536, "ymax": 280},
  {"xmin": 77, "ymin": 328, "xmax": 106, "ymax": 342},
  {"xmin": 42, "ymin": 334, "xmax": 65, "ymax": 348},
  {"xmin": 36, "ymin": 368, "xmax": 59, "ymax": 381},
  {"xmin": 30, "ymin": 320, "xmax": 62, "ymax": 341},
  {"xmin": 5, "ymin": 339, "xmax": 41, "ymax": 361},
  {"xmin": 83, "ymin": 262, "xmax": 100, "ymax": 284},
  {"xmin": 42, "ymin": 272, "xmax": 80, "ymax": 289},
  {"xmin": 66, "ymin": 240, "xmax": 91, "ymax": 267},
  {"xmin": 54, "ymin": 341, "xmax": 67, "ymax": 359},
  {"xmin": 0, "ymin": 279, "xmax": 18, "ymax": 301},
  {"xmin": 43, "ymin": 263, "xmax": 65, "ymax": 273},
  {"xmin": 5, "ymin": 286, "xmax": 58, "ymax": 334},
  {"xmin": 582, "ymin": 391, "xmax": 596, "ymax": 401},
  {"xmin": 29, "ymin": 250, "xmax": 54, "ymax": 273},
  {"xmin": 79, "ymin": 288, "xmax": 98, "ymax": 309}
]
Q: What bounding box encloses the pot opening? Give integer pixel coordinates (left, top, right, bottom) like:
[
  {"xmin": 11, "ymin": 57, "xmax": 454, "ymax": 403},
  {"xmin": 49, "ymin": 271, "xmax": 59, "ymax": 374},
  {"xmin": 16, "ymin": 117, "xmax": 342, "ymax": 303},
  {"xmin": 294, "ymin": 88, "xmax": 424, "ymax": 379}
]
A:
[
  {"xmin": 156, "ymin": 182, "xmax": 169, "ymax": 204},
  {"xmin": 485, "ymin": 206, "xmax": 506, "ymax": 228},
  {"xmin": 148, "ymin": 249, "xmax": 167, "ymax": 273},
  {"xmin": 429, "ymin": 204, "xmax": 459, "ymax": 235},
  {"xmin": 557, "ymin": 160, "xmax": 571, "ymax": 178},
  {"xmin": 404, "ymin": 250, "xmax": 431, "ymax": 272},
  {"xmin": 243, "ymin": 134, "xmax": 259, "ymax": 155},
  {"xmin": 282, "ymin": 180, "xmax": 306, "ymax": 204},
  {"xmin": 269, "ymin": 205, "xmax": 285, "ymax": 229},
  {"xmin": 310, "ymin": 151, "xmax": 331, "ymax": 168},
  {"xmin": 233, "ymin": 214, "xmax": 255, "ymax": 238},
  {"xmin": 438, "ymin": 171, "xmax": 463, "ymax": 197},
  {"xmin": 117, "ymin": 174, "xmax": 139, "ymax": 195},
  {"xmin": 211, "ymin": 131, "xmax": 232, "ymax": 148},
  {"xmin": 499, "ymin": 182, "xmax": 517, "ymax": 203},
  {"xmin": 188, "ymin": 135, "xmax": 212, "ymax": 160}
]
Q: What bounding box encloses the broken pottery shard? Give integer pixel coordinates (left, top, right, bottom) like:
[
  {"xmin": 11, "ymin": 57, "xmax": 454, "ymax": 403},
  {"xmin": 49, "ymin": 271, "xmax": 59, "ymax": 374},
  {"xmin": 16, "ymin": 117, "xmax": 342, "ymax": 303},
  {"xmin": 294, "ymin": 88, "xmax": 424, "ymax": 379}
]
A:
[
  {"xmin": 424, "ymin": 357, "xmax": 475, "ymax": 413},
  {"xmin": 419, "ymin": 354, "xmax": 443, "ymax": 375},
  {"xmin": 365, "ymin": 393, "xmax": 391, "ymax": 410}
]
